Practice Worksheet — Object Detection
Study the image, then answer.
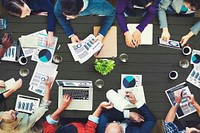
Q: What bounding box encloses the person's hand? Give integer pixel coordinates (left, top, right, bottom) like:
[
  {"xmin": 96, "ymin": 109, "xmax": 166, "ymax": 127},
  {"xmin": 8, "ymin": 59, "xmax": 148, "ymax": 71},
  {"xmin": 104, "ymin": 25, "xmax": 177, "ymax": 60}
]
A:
[
  {"xmin": 187, "ymin": 94, "xmax": 196, "ymax": 105},
  {"xmin": 180, "ymin": 31, "xmax": 194, "ymax": 46},
  {"xmin": 174, "ymin": 90, "xmax": 183, "ymax": 104},
  {"xmin": 11, "ymin": 78, "xmax": 22, "ymax": 92},
  {"xmin": 95, "ymin": 34, "xmax": 104, "ymax": 43},
  {"xmin": 46, "ymin": 32, "xmax": 55, "ymax": 47},
  {"xmin": 124, "ymin": 31, "xmax": 135, "ymax": 48},
  {"xmin": 161, "ymin": 27, "xmax": 170, "ymax": 42},
  {"xmin": 99, "ymin": 101, "xmax": 113, "ymax": 110},
  {"xmin": 2, "ymin": 33, "xmax": 13, "ymax": 49},
  {"xmin": 129, "ymin": 112, "xmax": 144, "ymax": 123},
  {"xmin": 125, "ymin": 91, "xmax": 137, "ymax": 104},
  {"xmin": 132, "ymin": 29, "xmax": 141, "ymax": 47},
  {"xmin": 59, "ymin": 94, "xmax": 73, "ymax": 110},
  {"xmin": 71, "ymin": 35, "xmax": 81, "ymax": 43},
  {"xmin": 45, "ymin": 77, "xmax": 53, "ymax": 89}
]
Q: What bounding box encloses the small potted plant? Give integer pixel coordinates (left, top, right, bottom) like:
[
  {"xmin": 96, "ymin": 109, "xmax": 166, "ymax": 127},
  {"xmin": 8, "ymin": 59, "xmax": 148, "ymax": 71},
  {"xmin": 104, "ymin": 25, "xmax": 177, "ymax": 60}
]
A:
[{"xmin": 94, "ymin": 59, "xmax": 115, "ymax": 75}]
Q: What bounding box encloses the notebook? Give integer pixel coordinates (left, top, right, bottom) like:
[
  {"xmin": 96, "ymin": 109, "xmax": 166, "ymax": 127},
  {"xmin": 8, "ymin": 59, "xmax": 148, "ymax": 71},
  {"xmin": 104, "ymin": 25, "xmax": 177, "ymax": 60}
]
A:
[
  {"xmin": 1, "ymin": 41, "xmax": 21, "ymax": 62},
  {"xmin": 57, "ymin": 80, "xmax": 93, "ymax": 111},
  {"xmin": 127, "ymin": 23, "xmax": 153, "ymax": 45},
  {"xmin": 94, "ymin": 26, "xmax": 117, "ymax": 58}
]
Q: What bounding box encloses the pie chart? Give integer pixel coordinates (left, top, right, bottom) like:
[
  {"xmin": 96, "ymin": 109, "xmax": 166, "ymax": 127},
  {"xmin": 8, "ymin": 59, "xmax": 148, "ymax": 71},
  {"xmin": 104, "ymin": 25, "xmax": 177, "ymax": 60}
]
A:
[
  {"xmin": 38, "ymin": 49, "xmax": 52, "ymax": 63},
  {"xmin": 192, "ymin": 54, "xmax": 200, "ymax": 64},
  {"xmin": 123, "ymin": 76, "xmax": 136, "ymax": 88}
]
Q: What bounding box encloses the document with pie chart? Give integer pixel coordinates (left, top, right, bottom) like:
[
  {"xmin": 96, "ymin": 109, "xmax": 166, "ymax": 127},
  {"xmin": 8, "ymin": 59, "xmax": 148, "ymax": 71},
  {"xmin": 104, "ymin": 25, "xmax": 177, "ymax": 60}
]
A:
[
  {"xmin": 121, "ymin": 74, "xmax": 142, "ymax": 89},
  {"xmin": 190, "ymin": 49, "xmax": 200, "ymax": 65}
]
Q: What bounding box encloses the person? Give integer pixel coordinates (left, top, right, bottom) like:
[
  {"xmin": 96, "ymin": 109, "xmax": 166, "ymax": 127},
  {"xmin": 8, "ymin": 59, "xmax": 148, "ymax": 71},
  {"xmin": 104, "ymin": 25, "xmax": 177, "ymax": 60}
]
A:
[
  {"xmin": 0, "ymin": 33, "xmax": 12, "ymax": 60},
  {"xmin": 164, "ymin": 92, "xmax": 200, "ymax": 133},
  {"xmin": 0, "ymin": 78, "xmax": 22, "ymax": 101},
  {"xmin": 158, "ymin": 0, "xmax": 200, "ymax": 45},
  {"xmin": 43, "ymin": 94, "xmax": 113, "ymax": 133},
  {"xmin": 0, "ymin": 78, "xmax": 52, "ymax": 133},
  {"xmin": 54, "ymin": 0, "xmax": 115, "ymax": 43},
  {"xmin": 4, "ymin": 0, "xmax": 56, "ymax": 47},
  {"xmin": 116, "ymin": 0, "xmax": 159, "ymax": 48},
  {"xmin": 97, "ymin": 91, "xmax": 156, "ymax": 133}
]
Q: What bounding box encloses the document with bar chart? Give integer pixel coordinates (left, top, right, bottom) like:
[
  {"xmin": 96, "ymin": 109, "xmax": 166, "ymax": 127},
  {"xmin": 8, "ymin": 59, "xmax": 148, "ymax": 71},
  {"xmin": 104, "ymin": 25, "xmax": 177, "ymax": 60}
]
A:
[{"xmin": 186, "ymin": 65, "xmax": 200, "ymax": 89}]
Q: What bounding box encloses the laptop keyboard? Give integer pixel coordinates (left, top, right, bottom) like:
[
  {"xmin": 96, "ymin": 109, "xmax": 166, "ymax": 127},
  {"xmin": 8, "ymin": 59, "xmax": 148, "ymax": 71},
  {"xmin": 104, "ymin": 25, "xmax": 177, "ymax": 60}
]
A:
[{"xmin": 63, "ymin": 89, "xmax": 89, "ymax": 100}]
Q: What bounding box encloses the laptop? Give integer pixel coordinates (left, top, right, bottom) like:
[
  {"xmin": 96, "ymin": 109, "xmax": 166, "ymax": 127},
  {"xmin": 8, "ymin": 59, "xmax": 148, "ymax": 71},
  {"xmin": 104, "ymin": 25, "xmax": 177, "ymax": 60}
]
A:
[{"xmin": 57, "ymin": 80, "xmax": 93, "ymax": 111}]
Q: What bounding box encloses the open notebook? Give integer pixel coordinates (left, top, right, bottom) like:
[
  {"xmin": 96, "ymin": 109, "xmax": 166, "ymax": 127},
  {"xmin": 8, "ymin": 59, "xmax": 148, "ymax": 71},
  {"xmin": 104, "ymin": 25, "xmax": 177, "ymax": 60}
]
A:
[{"xmin": 94, "ymin": 26, "xmax": 117, "ymax": 58}]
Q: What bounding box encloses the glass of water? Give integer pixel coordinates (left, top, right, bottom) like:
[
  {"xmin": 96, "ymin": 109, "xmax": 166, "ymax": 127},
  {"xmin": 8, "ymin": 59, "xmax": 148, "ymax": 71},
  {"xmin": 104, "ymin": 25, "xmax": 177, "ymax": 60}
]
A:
[
  {"xmin": 53, "ymin": 55, "xmax": 63, "ymax": 64},
  {"xmin": 179, "ymin": 59, "xmax": 189, "ymax": 68},
  {"xmin": 19, "ymin": 68, "xmax": 29, "ymax": 77},
  {"xmin": 119, "ymin": 53, "xmax": 128, "ymax": 63},
  {"xmin": 95, "ymin": 79, "xmax": 104, "ymax": 89}
]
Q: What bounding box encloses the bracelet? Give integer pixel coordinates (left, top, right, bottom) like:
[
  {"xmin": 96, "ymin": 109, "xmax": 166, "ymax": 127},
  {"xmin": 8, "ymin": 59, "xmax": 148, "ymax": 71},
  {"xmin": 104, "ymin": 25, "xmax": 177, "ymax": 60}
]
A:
[{"xmin": 175, "ymin": 103, "xmax": 179, "ymax": 107}]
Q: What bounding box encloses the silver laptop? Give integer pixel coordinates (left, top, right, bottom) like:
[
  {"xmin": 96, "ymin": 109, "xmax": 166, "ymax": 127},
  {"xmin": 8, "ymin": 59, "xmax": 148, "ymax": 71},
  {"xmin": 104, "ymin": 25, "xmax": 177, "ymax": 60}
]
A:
[{"xmin": 57, "ymin": 80, "xmax": 93, "ymax": 111}]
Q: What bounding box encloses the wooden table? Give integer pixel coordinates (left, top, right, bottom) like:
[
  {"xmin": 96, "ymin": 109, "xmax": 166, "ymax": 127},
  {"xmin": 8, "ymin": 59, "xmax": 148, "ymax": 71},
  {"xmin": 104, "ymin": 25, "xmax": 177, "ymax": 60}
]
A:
[{"xmin": 0, "ymin": 13, "xmax": 200, "ymax": 123}]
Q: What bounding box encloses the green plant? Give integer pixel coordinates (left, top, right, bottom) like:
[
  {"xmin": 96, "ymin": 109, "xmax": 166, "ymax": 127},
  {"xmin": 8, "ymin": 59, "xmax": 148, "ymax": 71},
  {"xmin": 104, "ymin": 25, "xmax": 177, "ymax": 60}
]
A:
[{"xmin": 94, "ymin": 59, "xmax": 115, "ymax": 75}]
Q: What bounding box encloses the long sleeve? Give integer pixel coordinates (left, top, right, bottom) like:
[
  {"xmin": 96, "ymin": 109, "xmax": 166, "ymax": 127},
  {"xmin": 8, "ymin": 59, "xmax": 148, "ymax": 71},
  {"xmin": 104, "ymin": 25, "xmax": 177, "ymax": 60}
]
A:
[
  {"xmin": 158, "ymin": 0, "xmax": 172, "ymax": 29},
  {"xmin": 136, "ymin": 0, "xmax": 159, "ymax": 32},
  {"xmin": 85, "ymin": 120, "xmax": 98, "ymax": 133},
  {"xmin": 37, "ymin": 0, "xmax": 56, "ymax": 32},
  {"xmin": 190, "ymin": 20, "xmax": 200, "ymax": 35},
  {"xmin": 97, "ymin": 108, "xmax": 125, "ymax": 133},
  {"xmin": 43, "ymin": 121, "xmax": 56, "ymax": 133},
  {"xmin": 54, "ymin": 0, "xmax": 74, "ymax": 37},
  {"xmin": 126, "ymin": 104, "xmax": 156, "ymax": 133},
  {"xmin": 0, "ymin": 93, "xmax": 5, "ymax": 101},
  {"xmin": 116, "ymin": 0, "xmax": 129, "ymax": 33}
]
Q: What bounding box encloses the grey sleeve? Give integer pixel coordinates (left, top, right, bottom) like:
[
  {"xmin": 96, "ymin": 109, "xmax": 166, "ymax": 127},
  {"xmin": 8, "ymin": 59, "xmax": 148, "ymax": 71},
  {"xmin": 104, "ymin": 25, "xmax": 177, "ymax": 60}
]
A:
[{"xmin": 190, "ymin": 20, "xmax": 200, "ymax": 35}]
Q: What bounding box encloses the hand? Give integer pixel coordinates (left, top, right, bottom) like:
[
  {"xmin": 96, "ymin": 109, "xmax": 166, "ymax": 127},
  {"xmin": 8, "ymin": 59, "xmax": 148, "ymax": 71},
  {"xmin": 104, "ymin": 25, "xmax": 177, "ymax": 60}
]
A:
[
  {"xmin": 161, "ymin": 28, "xmax": 170, "ymax": 42},
  {"xmin": 187, "ymin": 94, "xmax": 196, "ymax": 105},
  {"xmin": 129, "ymin": 112, "xmax": 144, "ymax": 123},
  {"xmin": 95, "ymin": 34, "xmax": 104, "ymax": 43},
  {"xmin": 174, "ymin": 90, "xmax": 183, "ymax": 104},
  {"xmin": 2, "ymin": 33, "xmax": 13, "ymax": 49},
  {"xmin": 71, "ymin": 35, "xmax": 81, "ymax": 43},
  {"xmin": 132, "ymin": 29, "xmax": 141, "ymax": 47},
  {"xmin": 45, "ymin": 77, "xmax": 53, "ymax": 89},
  {"xmin": 59, "ymin": 94, "xmax": 73, "ymax": 110},
  {"xmin": 11, "ymin": 78, "xmax": 22, "ymax": 92},
  {"xmin": 99, "ymin": 101, "xmax": 113, "ymax": 110},
  {"xmin": 180, "ymin": 31, "xmax": 194, "ymax": 46},
  {"xmin": 124, "ymin": 31, "xmax": 135, "ymax": 48},
  {"xmin": 46, "ymin": 32, "xmax": 54, "ymax": 47},
  {"xmin": 125, "ymin": 91, "xmax": 137, "ymax": 104}
]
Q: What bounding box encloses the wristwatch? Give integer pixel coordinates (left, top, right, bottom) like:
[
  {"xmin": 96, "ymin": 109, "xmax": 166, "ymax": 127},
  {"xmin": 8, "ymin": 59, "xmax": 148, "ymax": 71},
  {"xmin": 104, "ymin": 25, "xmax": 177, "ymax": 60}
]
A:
[{"xmin": 174, "ymin": 103, "xmax": 180, "ymax": 107}]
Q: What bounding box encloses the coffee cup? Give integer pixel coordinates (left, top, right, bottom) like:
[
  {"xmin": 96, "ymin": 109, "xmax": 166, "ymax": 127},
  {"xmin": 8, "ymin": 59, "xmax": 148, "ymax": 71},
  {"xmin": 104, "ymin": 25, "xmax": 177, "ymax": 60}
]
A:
[
  {"xmin": 182, "ymin": 46, "xmax": 192, "ymax": 56},
  {"xmin": 169, "ymin": 70, "xmax": 178, "ymax": 80},
  {"xmin": 18, "ymin": 56, "xmax": 28, "ymax": 65}
]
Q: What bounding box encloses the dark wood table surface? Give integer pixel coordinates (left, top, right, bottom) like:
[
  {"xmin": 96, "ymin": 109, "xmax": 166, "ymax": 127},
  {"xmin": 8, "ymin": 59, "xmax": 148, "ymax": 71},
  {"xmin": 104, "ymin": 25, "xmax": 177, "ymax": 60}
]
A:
[{"xmin": 0, "ymin": 13, "xmax": 200, "ymax": 123}]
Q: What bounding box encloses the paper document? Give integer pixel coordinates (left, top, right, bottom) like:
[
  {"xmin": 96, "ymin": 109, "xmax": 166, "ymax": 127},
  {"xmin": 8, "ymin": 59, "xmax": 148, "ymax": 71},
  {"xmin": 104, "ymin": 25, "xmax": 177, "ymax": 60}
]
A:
[
  {"xmin": 121, "ymin": 74, "xmax": 142, "ymax": 89},
  {"xmin": 165, "ymin": 82, "xmax": 196, "ymax": 119},
  {"xmin": 0, "ymin": 78, "xmax": 15, "ymax": 94},
  {"xmin": 68, "ymin": 34, "xmax": 103, "ymax": 64},
  {"xmin": 190, "ymin": 49, "xmax": 200, "ymax": 65},
  {"xmin": 186, "ymin": 65, "xmax": 200, "ymax": 89},
  {"xmin": 127, "ymin": 24, "xmax": 153, "ymax": 45},
  {"xmin": 19, "ymin": 35, "xmax": 38, "ymax": 48},
  {"xmin": 157, "ymin": 38, "xmax": 182, "ymax": 50}
]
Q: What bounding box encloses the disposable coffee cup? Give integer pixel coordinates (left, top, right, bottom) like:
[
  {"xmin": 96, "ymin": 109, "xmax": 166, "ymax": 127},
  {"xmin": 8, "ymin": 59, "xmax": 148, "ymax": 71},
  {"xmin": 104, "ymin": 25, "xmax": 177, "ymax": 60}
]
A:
[
  {"xmin": 169, "ymin": 70, "xmax": 178, "ymax": 80},
  {"xmin": 182, "ymin": 46, "xmax": 192, "ymax": 56},
  {"xmin": 18, "ymin": 56, "xmax": 28, "ymax": 65}
]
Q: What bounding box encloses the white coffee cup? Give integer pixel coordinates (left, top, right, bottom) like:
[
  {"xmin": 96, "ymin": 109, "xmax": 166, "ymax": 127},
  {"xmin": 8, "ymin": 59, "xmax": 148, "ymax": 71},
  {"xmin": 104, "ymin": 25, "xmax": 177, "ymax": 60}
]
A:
[
  {"xmin": 169, "ymin": 70, "xmax": 178, "ymax": 80},
  {"xmin": 18, "ymin": 56, "xmax": 28, "ymax": 65},
  {"xmin": 182, "ymin": 46, "xmax": 192, "ymax": 56}
]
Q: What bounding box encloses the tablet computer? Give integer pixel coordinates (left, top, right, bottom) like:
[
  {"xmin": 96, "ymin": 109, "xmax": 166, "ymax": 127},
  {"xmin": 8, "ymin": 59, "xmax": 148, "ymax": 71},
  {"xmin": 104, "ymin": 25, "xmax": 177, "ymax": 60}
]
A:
[{"xmin": 157, "ymin": 38, "xmax": 182, "ymax": 50}]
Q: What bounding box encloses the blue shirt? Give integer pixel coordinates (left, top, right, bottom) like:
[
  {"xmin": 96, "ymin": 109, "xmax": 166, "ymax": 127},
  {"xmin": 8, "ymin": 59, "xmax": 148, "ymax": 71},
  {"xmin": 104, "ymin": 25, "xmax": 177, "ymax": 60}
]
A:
[
  {"xmin": 54, "ymin": 0, "xmax": 115, "ymax": 37},
  {"xmin": 26, "ymin": 0, "xmax": 56, "ymax": 32},
  {"xmin": 164, "ymin": 122, "xmax": 186, "ymax": 133}
]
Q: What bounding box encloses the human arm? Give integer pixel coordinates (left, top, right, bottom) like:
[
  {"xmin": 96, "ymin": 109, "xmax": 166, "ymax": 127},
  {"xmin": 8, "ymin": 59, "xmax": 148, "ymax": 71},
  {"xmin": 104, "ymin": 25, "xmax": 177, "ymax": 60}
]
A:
[
  {"xmin": 85, "ymin": 102, "xmax": 113, "ymax": 133},
  {"xmin": 187, "ymin": 94, "xmax": 200, "ymax": 117},
  {"xmin": 180, "ymin": 21, "xmax": 200, "ymax": 46},
  {"xmin": 0, "ymin": 33, "xmax": 12, "ymax": 60}
]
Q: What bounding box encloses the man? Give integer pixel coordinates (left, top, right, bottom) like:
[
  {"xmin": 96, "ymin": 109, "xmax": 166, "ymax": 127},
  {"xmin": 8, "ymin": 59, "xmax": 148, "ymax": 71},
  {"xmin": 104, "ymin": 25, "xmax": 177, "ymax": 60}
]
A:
[
  {"xmin": 54, "ymin": 0, "xmax": 115, "ymax": 43},
  {"xmin": 43, "ymin": 94, "xmax": 113, "ymax": 133},
  {"xmin": 97, "ymin": 91, "xmax": 156, "ymax": 133},
  {"xmin": 164, "ymin": 92, "xmax": 200, "ymax": 133},
  {"xmin": 0, "ymin": 33, "xmax": 12, "ymax": 60}
]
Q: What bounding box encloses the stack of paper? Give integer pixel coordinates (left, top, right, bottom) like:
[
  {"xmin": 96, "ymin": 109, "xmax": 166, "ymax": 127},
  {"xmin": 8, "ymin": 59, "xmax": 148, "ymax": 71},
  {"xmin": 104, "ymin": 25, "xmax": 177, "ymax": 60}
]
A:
[
  {"xmin": 19, "ymin": 36, "xmax": 38, "ymax": 48},
  {"xmin": 28, "ymin": 62, "xmax": 58, "ymax": 96},
  {"xmin": 68, "ymin": 34, "xmax": 103, "ymax": 64}
]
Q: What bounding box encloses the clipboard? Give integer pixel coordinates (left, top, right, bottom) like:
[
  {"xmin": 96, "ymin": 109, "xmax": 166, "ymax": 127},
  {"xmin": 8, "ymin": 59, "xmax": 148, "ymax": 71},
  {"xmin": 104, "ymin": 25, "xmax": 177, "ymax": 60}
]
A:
[{"xmin": 94, "ymin": 26, "xmax": 117, "ymax": 58}]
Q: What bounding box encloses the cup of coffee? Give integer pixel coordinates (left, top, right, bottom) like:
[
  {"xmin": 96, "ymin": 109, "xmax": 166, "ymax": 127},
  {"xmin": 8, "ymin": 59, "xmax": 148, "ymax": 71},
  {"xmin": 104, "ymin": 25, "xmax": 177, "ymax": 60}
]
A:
[
  {"xmin": 18, "ymin": 56, "xmax": 28, "ymax": 65},
  {"xmin": 19, "ymin": 68, "xmax": 29, "ymax": 77},
  {"xmin": 179, "ymin": 59, "xmax": 189, "ymax": 68},
  {"xmin": 169, "ymin": 70, "xmax": 178, "ymax": 80},
  {"xmin": 53, "ymin": 55, "xmax": 63, "ymax": 64},
  {"xmin": 182, "ymin": 46, "xmax": 192, "ymax": 56}
]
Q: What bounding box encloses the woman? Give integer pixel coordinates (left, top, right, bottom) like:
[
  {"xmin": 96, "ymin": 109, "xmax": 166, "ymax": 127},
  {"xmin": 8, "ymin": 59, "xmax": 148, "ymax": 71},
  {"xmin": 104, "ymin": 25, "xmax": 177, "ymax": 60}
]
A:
[
  {"xmin": 116, "ymin": 0, "xmax": 159, "ymax": 48},
  {"xmin": 0, "ymin": 78, "xmax": 52, "ymax": 133},
  {"xmin": 158, "ymin": 0, "xmax": 200, "ymax": 45},
  {"xmin": 4, "ymin": 0, "xmax": 56, "ymax": 47}
]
